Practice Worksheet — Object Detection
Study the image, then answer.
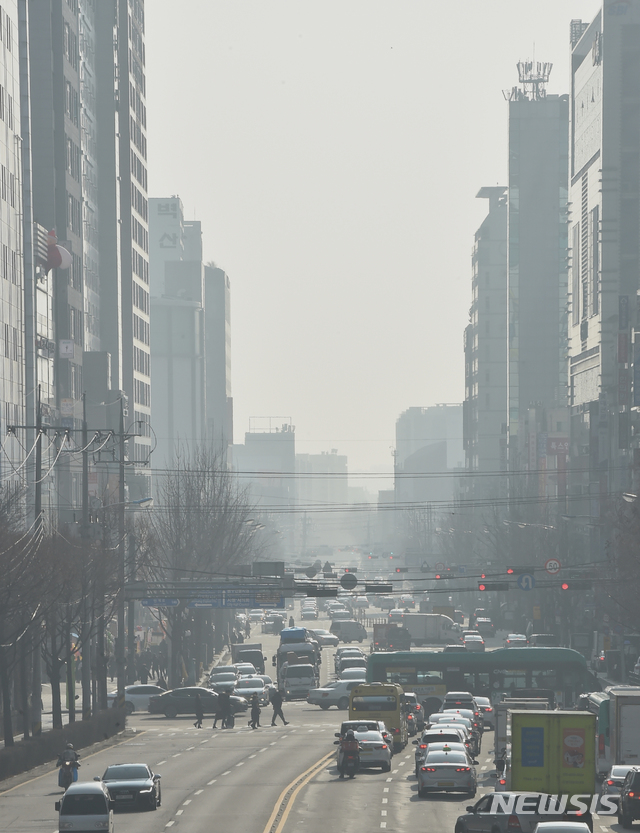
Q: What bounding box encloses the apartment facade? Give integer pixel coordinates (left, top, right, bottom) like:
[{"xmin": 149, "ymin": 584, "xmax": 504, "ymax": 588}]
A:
[
  {"xmin": 568, "ymin": 4, "xmax": 640, "ymax": 512},
  {"xmin": 463, "ymin": 186, "xmax": 508, "ymax": 497}
]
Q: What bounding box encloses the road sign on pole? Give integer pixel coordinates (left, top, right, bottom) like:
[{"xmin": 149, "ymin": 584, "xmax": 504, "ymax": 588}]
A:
[
  {"xmin": 435, "ymin": 562, "xmax": 445, "ymax": 571},
  {"xmin": 545, "ymin": 558, "xmax": 561, "ymax": 575},
  {"xmin": 517, "ymin": 573, "xmax": 536, "ymax": 591},
  {"xmin": 140, "ymin": 598, "xmax": 180, "ymax": 607}
]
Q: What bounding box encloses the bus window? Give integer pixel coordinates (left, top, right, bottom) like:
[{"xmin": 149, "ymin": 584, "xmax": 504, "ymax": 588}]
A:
[
  {"xmin": 387, "ymin": 669, "xmax": 417, "ymax": 686},
  {"xmin": 533, "ymin": 669, "xmax": 558, "ymax": 690},
  {"xmin": 463, "ymin": 673, "xmax": 490, "ymax": 696},
  {"xmin": 416, "ymin": 670, "xmax": 445, "ymax": 687},
  {"xmin": 493, "ymin": 670, "xmax": 527, "ymax": 694},
  {"xmin": 351, "ymin": 695, "xmax": 397, "ymax": 712}
]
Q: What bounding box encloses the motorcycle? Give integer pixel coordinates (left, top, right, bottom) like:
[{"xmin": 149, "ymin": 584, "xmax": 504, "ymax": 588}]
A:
[
  {"xmin": 334, "ymin": 739, "xmax": 361, "ymax": 779},
  {"xmin": 57, "ymin": 760, "xmax": 80, "ymax": 790}
]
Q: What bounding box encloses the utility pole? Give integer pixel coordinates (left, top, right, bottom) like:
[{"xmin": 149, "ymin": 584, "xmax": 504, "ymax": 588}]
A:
[
  {"xmin": 80, "ymin": 394, "xmax": 91, "ymax": 719},
  {"xmin": 117, "ymin": 398, "xmax": 126, "ymax": 708},
  {"xmin": 30, "ymin": 387, "xmax": 42, "ymax": 735}
]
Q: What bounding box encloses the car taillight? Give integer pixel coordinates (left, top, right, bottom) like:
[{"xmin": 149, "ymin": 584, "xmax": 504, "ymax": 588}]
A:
[
  {"xmin": 485, "ymin": 707, "xmax": 493, "ymax": 713},
  {"xmin": 415, "ymin": 705, "xmax": 421, "ymax": 710},
  {"xmin": 499, "ymin": 778, "xmax": 506, "ymax": 785},
  {"xmin": 419, "ymin": 744, "xmax": 427, "ymax": 748},
  {"xmin": 630, "ymin": 792, "xmax": 635, "ymax": 798},
  {"xmin": 608, "ymin": 780, "xmax": 614, "ymax": 785},
  {"xmin": 421, "ymin": 767, "xmax": 436, "ymax": 772},
  {"xmin": 456, "ymin": 767, "xmax": 471, "ymax": 772},
  {"xmin": 381, "ymin": 744, "xmax": 387, "ymax": 749},
  {"xmin": 507, "ymin": 815, "xmax": 521, "ymax": 830},
  {"xmin": 393, "ymin": 728, "xmax": 400, "ymax": 733}
]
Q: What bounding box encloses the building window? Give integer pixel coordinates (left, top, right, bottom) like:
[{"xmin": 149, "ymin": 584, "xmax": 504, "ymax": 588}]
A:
[{"xmin": 571, "ymin": 223, "xmax": 580, "ymax": 326}]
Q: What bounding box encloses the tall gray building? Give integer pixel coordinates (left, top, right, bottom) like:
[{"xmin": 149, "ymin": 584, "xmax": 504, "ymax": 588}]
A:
[
  {"xmin": 463, "ymin": 186, "xmax": 508, "ymax": 495},
  {"xmin": 504, "ymin": 65, "xmax": 570, "ymax": 502},
  {"xmin": 149, "ymin": 196, "xmax": 232, "ymax": 471},
  {"xmin": 568, "ymin": 5, "xmax": 640, "ymax": 509}
]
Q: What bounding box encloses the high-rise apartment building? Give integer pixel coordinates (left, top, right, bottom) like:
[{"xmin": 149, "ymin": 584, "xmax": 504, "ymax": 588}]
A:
[
  {"xmin": 505, "ymin": 65, "xmax": 570, "ymax": 499},
  {"xmin": 463, "ymin": 186, "xmax": 508, "ymax": 493},
  {"xmin": 0, "ymin": 1, "xmax": 25, "ymax": 479},
  {"xmin": 568, "ymin": 5, "xmax": 640, "ymax": 511},
  {"xmin": 27, "ymin": 0, "xmax": 151, "ymax": 512}
]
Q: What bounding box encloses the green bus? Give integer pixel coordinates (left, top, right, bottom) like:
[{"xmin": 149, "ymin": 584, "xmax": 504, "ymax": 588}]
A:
[{"xmin": 366, "ymin": 647, "xmax": 599, "ymax": 715}]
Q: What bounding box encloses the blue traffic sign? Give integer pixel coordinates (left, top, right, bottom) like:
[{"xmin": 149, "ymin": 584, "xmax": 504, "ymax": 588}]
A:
[
  {"xmin": 458, "ymin": 566, "xmax": 466, "ymax": 574},
  {"xmin": 187, "ymin": 590, "xmax": 284, "ymax": 609},
  {"xmin": 140, "ymin": 598, "xmax": 179, "ymax": 607},
  {"xmin": 517, "ymin": 573, "xmax": 536, "ymax": 591}
]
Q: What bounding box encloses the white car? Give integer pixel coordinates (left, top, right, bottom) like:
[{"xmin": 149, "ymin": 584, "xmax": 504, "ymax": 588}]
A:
[
  {"xmin": 338, "ymin": 668, "xmax": 367, "ymax": 681},
  {"xmin": 463, "ymin": 634, "xmax": 485, "ymax": 652},
  {"xmin": 307, "ymin": 679, "xmax": 361, "ymax": 710},
  {"xmin": 336, "ymin": 729, "xmax": 392, "ymax": 771},
  {"xmin": 417, "ymin": 746, "xmax": 476, "ymax": 797},
  {"xmin": 233, "ymin": 676, "xmax": 269, "ymax": 706},
  {"xmin": 106, "ymin": 684, "xmax": 167, "ymax": 714},
  {"xmin": 248, "ymin": 609, "xmax": 265, "ymax": 622}
]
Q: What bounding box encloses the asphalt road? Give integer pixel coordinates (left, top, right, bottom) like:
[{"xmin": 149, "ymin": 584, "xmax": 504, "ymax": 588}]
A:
[{"xmin": 0, "ymin": 610, "xmax": 619, "ymax": 833}]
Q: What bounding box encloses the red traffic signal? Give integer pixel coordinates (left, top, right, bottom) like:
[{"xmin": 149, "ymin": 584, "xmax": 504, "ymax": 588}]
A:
[
  {"xmin": 561, "ymin": 582, "xmax": 569, "ymax": 590},
  {"xmin": 507, "ymin": 567, "xmax": 514, "ymax": 574},
  {"xmin": 435, "ymin": 573, "xmax": 442, "ymax": 579},
  {"xmin": 479, "ymin": 583, "xmax": 487, "ymax": 591}
]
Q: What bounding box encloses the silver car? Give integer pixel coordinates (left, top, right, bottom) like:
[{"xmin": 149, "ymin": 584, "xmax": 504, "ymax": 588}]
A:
[
  {"xmin": 232, "ymin": 676, "xmax": 269, "ymax": 706},
  {"xmin": 417, "ymin": 747, "xmax": 477, "ymax": 798},
  {"xmin": 413, "ymin": 727, "xmax": 469, "ymax": 774}
]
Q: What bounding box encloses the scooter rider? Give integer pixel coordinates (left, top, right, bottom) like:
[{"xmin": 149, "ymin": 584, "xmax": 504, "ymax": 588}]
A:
[
  {"xmin": 57, "ymin": 742, "xmax": 80, "ymax": 766},
  {"xmin": 338, "ymin": 729, "xmax": 360, "ymax": 779}
]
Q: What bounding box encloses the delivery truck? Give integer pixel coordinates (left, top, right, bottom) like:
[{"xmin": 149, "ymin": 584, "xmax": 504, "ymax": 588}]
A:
[
  {"xmin": 607, "ymin": 685, "xmax": 640, "ymax": 767},
  {"xmin": 494, "ymin": 698, "xmax": 549, "ymax": 759},
  {"xmin": 508, "ymin": 710, "xmax": 596, "ymax": 798},
  {"xmin": 231, "ymin": 642, "xmax": 266, "ymax": 674},
  {"xmin": 388, "ymin": 613, "xmax": 454, "ymax": 646}
]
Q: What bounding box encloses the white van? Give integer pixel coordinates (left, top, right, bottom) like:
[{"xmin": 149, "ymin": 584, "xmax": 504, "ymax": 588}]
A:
[
  {"xmin": 55, "ymin": 781, "xmax": 114, "ymax": 832},
  {"xmin": 282, "ymin": 663, "xmax": 316, "ymax": 699}
]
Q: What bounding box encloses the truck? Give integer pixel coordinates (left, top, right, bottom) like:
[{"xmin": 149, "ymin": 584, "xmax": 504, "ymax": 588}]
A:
[
  {"xmin": 607, "ymin": 685, "xmax": 640, "ymax": 767},
  {"xmin": 273, "ymin": 641, "xmax": 320, "ymax": 686},
  {"xmin": 372, "ymin": 623, "xmax": 411, "ymax": 652},
  {"xmin": 508, "ymin": 710, "xmax": 596, "ymax": 798},
  {"xmin": 432, "ymin": 605, "xmax": 456, "ymax": 621},
  {"xmin": 282, "ymin": 663, "xmax": 316, "ymax": 700},
  {"xmin": 386, "ymin": 613, "xmax": 454, "ymax": 646},
  {"xmin": 231, "ymin": 643, "xmax": 266, "ymax": 674},
  {"xmin": 494, "ymin": 698, "xmax": 550, "ymax": 759}
]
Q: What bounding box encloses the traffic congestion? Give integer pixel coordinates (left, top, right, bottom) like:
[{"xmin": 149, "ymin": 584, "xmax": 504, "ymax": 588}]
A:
[{"xmin": 2, "ymin": 559, "xmax": 637, "ymax": 833}]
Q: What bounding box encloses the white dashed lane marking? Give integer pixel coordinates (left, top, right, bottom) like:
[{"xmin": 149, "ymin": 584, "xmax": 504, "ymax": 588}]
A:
[
  {"xmin": 222, "ymin": 770, "xmax": 231, "ymax": 775},
  {"xmin": 157, "ymin": 760, "xmax": 166, "ymax": 765},
  {"xmin": 171, "ymin": 753, "xmax": 181, "ymax": 758},
  {"xmin": 183, "ymin": 800, "xmax": 191, "ymax": 806},
  {"xmin": 195, "ymin": 790, "xmax": 203, "ymax": 795},
  {"xmin": 207, "ymin": 779, "xmax": 217, "ymax": 785}
]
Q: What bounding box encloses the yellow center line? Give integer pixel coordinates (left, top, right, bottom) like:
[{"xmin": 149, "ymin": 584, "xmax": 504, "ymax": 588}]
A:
[{"xmin": 262, "ymin": 751, "xmax": 334, "ymax": 833}]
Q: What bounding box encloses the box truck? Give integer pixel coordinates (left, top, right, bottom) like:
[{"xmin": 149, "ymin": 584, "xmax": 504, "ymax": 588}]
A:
[
  {"xmin": 508, "ymin": 710, "xmax": 596, "ymax": 797},
  {"xmin": 390, "ymin": 613, "xmax": 455, "ymax": 646},
  {"xmin": 607, "ymin": 685, "xmax": 640, "ymax": 766}
]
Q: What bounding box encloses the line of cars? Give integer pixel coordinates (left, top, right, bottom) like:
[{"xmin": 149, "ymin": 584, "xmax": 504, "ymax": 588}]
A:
[
  {"xmin": 54, "ymin": 763, "xmax": 163, "ymax": 833},
  {"xmin": 411, "ymin": 690, "xmax": 489, "ymax": 798}
]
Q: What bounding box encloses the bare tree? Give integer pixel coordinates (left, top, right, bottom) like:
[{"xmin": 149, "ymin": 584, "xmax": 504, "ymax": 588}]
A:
[{"xmin": 142, "ymin": 444, "xmax": 262, "ymax": 686}]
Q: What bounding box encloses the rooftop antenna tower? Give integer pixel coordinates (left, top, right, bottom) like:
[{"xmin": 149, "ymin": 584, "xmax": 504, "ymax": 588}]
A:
[{"xmin": 517, "ymin": 60, "xmax": 552, "ymax": 100}]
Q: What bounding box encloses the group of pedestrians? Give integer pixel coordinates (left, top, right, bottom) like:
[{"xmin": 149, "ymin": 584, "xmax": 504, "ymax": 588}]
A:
[{"xmin": 192, "ymin": 688, "xmax": 289, "ymax": 730}]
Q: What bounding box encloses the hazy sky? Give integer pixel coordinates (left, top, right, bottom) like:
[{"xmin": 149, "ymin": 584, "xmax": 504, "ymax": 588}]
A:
[{"xmin": 145, "ymin": 1, "xmax": 601, "ymax": 478}]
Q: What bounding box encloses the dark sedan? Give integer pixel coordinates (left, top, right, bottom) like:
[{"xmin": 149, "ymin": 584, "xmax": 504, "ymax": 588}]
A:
[
  {"xmin": 97, "ymin": 763, "xmax": 161, "ymax": 810},
  {"xmin": 148, "ymin": 686, "xmax": 248, "ymax": 718}
]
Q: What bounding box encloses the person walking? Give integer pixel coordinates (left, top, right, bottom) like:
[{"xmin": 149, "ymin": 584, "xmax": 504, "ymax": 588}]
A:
[
  {"xmin": 270, "ymin": 688, "xmax": 288, "ymax": 726},
  {"xmin": 193, "ymin": 693, "xmax": 204, "ymax": 729},
  {"xmin": 249, "ymin": 693, "xmax": 261, "ymax": 729}
]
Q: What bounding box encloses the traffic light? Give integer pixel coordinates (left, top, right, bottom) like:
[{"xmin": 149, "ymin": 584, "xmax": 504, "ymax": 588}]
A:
[
  {"xmin": 506, "ymin": 565, "xmax": 536, "ymax": 575},
  {"xmin": 478, "ymin": 582, "xmax": 510, "ymax": 591},
  {"xmin": 435, "ymin": 573, "xmax": 442, "ymax": 580},
  {"xmin": 395, "ymin": 567, "xmax": 409, "ymax": 573},
  {"xmin": 559, "ymin": 580, "xmax": 590, "ymax": 590},
  {"xmin": 344, "ymin": 567, "xmax": 358, "ymax": 573},
  {"xmin": 561, "ymin": 582, "xmax": 569, "ymax": 590}
]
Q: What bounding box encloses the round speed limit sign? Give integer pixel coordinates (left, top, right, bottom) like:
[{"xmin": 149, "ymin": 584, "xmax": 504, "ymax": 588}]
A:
[{"xmin": 545, "ymin": 558, "xmax": 561, "ymax": 575}]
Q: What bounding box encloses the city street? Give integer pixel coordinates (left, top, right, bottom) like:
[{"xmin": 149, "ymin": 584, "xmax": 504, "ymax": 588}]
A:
[{"xmin": 0, "ymin": 611, "xmax": 614, "ymax": 833}]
